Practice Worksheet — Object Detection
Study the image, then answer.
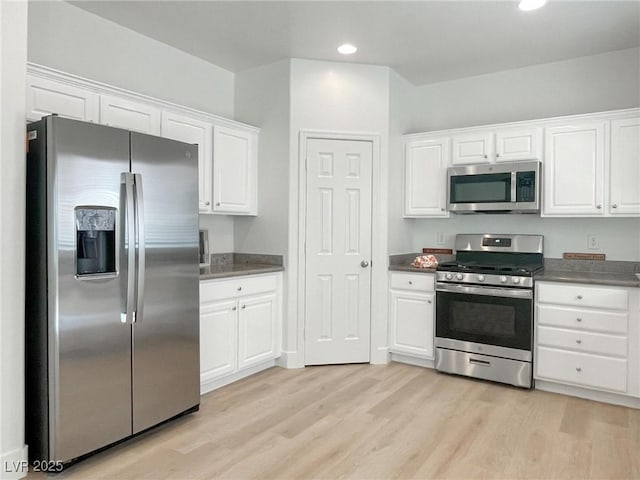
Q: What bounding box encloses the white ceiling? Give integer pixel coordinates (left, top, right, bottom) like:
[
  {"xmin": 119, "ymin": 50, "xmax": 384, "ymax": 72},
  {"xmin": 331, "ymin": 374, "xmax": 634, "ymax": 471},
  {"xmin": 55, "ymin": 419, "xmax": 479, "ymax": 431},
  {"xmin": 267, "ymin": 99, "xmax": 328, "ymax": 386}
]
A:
[{"xmin": 69, "ymin": 1, "xmax": 640, "ymax": 85}]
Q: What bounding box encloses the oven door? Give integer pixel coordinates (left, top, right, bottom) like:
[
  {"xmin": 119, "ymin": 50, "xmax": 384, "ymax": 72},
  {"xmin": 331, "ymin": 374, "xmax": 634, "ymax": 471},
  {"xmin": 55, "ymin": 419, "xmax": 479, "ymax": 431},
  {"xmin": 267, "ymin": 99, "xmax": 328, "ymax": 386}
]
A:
[{"xmin": 435, "ymin": 283, "xmax": 533, "ymax": 358}]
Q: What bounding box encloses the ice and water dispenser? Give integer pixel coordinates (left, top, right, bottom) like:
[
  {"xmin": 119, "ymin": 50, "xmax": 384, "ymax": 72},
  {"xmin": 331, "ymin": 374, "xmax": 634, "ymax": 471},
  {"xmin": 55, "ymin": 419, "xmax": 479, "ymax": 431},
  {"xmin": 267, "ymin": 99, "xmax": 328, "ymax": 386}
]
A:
[{"xmin": 75, "ymin": 207, "xmax": 116, "ymax": 276}]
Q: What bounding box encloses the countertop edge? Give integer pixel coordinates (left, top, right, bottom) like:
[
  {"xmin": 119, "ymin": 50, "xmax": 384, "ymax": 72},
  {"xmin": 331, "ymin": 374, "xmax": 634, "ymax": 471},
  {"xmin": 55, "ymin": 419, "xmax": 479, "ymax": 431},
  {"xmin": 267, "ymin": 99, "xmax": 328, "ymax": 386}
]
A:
[
  {"xmin": 388, "ymin": 265, "xmax": 438, "ymax": 274},
  {"xmin": 535, "ymin": 271, "xmax": 640, "ymax": 288},
  {"xmin": 200, "ymin": 265, "xmax": 285, "ymax": 281}
]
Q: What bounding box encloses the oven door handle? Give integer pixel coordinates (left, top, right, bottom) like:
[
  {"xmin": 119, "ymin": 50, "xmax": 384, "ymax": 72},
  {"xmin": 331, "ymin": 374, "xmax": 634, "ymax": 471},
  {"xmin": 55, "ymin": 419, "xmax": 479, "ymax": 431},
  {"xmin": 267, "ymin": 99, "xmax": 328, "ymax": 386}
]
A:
[{"xmin": 436, "ymin": 282, "xmax": 533, "ymax": 299}]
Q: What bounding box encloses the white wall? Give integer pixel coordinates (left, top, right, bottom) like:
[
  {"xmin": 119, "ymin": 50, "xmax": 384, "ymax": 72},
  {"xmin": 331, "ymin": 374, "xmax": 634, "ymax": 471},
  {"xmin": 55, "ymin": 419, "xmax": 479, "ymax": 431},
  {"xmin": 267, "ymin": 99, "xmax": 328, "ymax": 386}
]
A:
[
  {"xmin": 0, "ymin": 1, "xmax": 28, "ymax": 478},
  {"xmin": 414, "ymin": 216, "xmax": 640, "ymax": 261},
  {"xmin": 403, "ymin": 48, "xmax": 640, "ymax": 261},
  {"xmin": 27, "ymin": 0, "xmax": 237, "ymax": 250},
  {"xmin": 408, "ymin": 47, "xmax": 640, "ymax": 132},
  {"xmin": 286, "ymin": 59, "xmax": 390, "ymax": 367},
  {"xmin": 388, "ymin": 69, "xmax": 415, "ymax": 254},
  {"xmin": 234, "ymin": 59, "xmax": 291, "ymax": 255},
  {"xmin": 27, "ymin": 0, "xmax": 235, "ymax": 117}
]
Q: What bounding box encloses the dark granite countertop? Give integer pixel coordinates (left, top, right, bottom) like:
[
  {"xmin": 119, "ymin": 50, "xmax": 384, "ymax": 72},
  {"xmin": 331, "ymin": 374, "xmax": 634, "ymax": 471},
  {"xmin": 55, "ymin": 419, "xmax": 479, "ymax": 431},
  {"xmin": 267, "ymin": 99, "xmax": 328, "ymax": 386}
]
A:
[
  {"xmin": 200, "ymin": 253, "xmax": 284, "ymax": 280},
  {"xmin": 200, "ymin": 263, "xmax": 284, "ymax": 280},
  {"xmin": 388, "ymin": 264, "xmax": 438, "ymax": 274},
  {"xmin": 535, "ymin": 270, "xmax": 640, "ymax": 288}
]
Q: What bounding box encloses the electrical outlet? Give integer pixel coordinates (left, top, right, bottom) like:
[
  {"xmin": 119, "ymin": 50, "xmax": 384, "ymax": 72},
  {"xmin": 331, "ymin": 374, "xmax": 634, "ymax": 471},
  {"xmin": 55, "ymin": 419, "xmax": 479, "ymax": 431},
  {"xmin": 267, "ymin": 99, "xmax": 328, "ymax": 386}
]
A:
[
  {"xmin": 437, "ymin": 232, "xmax": 445, "ymax": 246},
  {"xmin": 587, "ymin": 233, "xmax": 599, "ymax": 250}
]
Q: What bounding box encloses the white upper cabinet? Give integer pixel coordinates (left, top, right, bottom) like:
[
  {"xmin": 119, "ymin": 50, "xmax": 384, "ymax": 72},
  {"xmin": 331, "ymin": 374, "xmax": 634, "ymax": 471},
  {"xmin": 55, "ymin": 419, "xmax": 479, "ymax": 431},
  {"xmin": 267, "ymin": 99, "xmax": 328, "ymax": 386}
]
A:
[
  {"xmin": 543, "ymin": 121, "xmax": 606, "ymax": 216},
  {"xmin": 99, "ymin": 94, "xmax": 161, "ymax": 135},
  {"xmin": 452, "ymin": 127, "xmax": 541, "ymax": 165},
  {"xmin": 495, "ymin": 127, "xmax": 542, "ymax": 162},
  {"xmin": 451, "ymin": 131, "xmax": 494, "ymax": 165},
  {"xmin": 26, "ymin": 75, "xmax": 98, "ymax": 123},
  {"xmin": 160, "ymin": 111, "xmax": 213, "ymax": 213},
  {"xmin": 403, "ymin": 136, "xmax": 450, "ymax": 217},
  {"xmin": 609, "ymin": 117, "xmax": 640, "ymax": 216},
  {"xmin": 212, "ymin": 125, "xmax": 258, "ymax": 215}
]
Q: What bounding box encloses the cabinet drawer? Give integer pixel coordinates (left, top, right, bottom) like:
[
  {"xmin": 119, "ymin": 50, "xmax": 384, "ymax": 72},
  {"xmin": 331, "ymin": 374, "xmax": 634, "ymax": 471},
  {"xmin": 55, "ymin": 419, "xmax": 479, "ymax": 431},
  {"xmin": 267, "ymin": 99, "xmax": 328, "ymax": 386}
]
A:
[
  {"xmin": 390, "ymin": 273, "xmax": 435, "ymax": 292},
  {"xmin": 536, "ymin": 347, "xmax": 627, "ymax": 393},
  {"xmin": 537, "ymin": 304, "xmax": 628, "ymax": 334},
  {"xmin": 201, "ymin": 274, "xmax": 278, "ymax": 302},
  {"xmin": 537, "ymin": 325, "xmax": 627, "ymax": 357},
  {"xmin": 537, "ymin": 283, "xmax": 628, "ymax": 310}
]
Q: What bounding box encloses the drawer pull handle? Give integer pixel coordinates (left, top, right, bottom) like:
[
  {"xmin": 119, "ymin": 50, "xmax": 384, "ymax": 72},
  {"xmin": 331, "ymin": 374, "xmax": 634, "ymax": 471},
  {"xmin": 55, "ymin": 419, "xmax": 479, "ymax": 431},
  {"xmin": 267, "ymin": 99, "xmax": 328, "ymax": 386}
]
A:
[
  {"xmin": 576, "ymin": 367, "xmax": 582, "ymax": 372},
  {"xmin": 409, "ymin": 281, "xmax": 413, "ymax": 285},
  {"xmin": 577, "ymin": 295, "xmax": 583, "ymax": 300},
  {"xmin": 237, "ymin": 286, "xmax": 242, "ymax": 291},
  {"xmin": 576, "ymin": 318, "xmax": 583, "ymax": 322},
  {"xmin": 576, "ymin": 339, "xmax": 582, "ymax": 344},
  {"xmin": 232, "ymin": 306, "xmax": 237, "ymax": 311}
]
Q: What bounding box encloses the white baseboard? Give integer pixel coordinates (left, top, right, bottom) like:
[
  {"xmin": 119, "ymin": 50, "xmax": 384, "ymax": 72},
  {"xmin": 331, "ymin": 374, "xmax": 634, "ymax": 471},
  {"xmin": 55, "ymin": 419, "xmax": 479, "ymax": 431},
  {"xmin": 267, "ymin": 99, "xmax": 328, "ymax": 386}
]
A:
[
  {"xmin": 278, "ymin": 350, "xmax": 304, "ymax": 369},
  {"xmin": 200, "ymin": 360, "xmax": 277, "ymax": 395},
  {"xmin": 389, "ymin": 352, "xmax": 435, "ymax": 369},
  {"xmin": 0, "ymin": 445, "xmax": 28, "ymax": 480},
  {"xmin": 535, "ymin": 380, "xmax": 640, "ymax": 409}
]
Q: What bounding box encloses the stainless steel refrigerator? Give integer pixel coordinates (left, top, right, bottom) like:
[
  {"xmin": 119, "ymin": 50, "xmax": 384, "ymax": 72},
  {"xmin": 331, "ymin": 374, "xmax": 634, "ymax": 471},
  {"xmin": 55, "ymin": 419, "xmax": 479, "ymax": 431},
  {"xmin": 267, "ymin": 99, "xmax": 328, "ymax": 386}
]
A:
[{"xmin": 25, "ymin": 116, "xmax": 200, "ymax": 465}]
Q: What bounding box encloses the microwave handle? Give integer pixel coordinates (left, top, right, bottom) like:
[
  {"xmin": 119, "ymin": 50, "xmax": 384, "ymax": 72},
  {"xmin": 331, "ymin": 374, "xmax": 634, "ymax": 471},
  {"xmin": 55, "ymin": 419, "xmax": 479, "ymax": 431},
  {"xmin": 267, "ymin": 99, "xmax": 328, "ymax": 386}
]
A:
[{"xmin": 510, "ymin": 171, "xmax": 517, "ymax": 203}]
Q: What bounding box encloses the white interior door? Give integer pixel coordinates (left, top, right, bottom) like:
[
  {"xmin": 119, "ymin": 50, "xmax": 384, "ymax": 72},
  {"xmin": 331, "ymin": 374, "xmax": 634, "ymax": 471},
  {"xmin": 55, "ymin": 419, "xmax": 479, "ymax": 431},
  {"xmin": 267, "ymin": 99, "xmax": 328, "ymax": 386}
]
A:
[{"xmin": 305, "ymin": 138, "xmax": 373, "ymax": 365}]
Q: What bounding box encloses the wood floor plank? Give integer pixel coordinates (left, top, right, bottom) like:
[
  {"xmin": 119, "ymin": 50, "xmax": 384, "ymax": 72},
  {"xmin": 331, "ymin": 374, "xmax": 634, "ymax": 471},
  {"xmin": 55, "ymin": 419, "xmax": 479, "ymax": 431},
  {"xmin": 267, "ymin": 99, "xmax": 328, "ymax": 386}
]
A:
[{"xmin": 27, "ymin": 363, "xmax": 640, "ymax": 480}]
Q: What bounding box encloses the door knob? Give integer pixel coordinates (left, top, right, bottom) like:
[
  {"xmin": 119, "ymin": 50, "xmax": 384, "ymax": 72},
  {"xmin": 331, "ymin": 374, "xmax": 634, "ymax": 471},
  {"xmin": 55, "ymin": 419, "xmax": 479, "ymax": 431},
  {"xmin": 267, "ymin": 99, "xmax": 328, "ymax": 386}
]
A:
[{"xmin": 360, "ymin": 260, "xmax": 369, "ymax": 268}]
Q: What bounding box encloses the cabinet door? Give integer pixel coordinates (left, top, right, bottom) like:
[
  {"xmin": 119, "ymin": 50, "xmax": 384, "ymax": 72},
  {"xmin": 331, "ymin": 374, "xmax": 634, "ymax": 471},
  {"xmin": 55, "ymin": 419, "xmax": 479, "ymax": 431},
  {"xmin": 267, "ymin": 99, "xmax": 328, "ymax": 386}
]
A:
[
  {"xmin": 495, "ymin": 127, "xmax": 542, "ymax": 162},
  {"xmin": 610, "ymin": 117, "xmax": 640, "ymax": 216},
  {"xmin": 161, "ymin": 111, "xmax": 213, "ymax": 213},
  {"xmin": 451, "ymin": 131, "xmax": 494, "ymax": 165},
  {"xmin": 213, "ymin": 125, "xmax": 257, "ymax": 215},
  {"xmin": 200, "ymin": 300, "xmax": 238, "ymax": 382},
  {"xmin": 99, "ymin": 94, "xmax": 161, "ymax": 135},
  {"xmin": 404, "ymin": 137, "xmax": 450, "ymax": 217},
  {"xmin": 26, "ymin": 75, "xmax": 98, "ymax": 122},
  {"xmin": 389, "ymin": 291, "xmax": 434, "ymax": 359},
  {"xmin": 543, "ymin": 122, "xmax": 606, "ymax": 216},
  {"xmin": 238, "ymin": 293, "xmax": 277, "ymax": 369}
]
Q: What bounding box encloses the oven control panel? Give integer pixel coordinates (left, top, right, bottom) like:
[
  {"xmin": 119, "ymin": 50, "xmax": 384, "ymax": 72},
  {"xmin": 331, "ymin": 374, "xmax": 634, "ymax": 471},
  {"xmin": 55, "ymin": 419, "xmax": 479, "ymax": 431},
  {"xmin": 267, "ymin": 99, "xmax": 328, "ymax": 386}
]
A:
[{"xmin": 437, "ymin": 271, "xmax": 533, "ymax": 288}]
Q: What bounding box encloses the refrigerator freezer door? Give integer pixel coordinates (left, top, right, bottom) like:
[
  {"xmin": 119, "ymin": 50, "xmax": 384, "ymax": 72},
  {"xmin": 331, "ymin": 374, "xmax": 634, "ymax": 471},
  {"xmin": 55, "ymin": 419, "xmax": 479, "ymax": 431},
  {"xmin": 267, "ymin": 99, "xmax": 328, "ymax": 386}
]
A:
[
  {"xmin": 50, "ymin": 118, "xmax": 133, "ymax": 462},
  {"xmin": 130, "ymin": 133, "xmax": 200, "ymax": 433}
]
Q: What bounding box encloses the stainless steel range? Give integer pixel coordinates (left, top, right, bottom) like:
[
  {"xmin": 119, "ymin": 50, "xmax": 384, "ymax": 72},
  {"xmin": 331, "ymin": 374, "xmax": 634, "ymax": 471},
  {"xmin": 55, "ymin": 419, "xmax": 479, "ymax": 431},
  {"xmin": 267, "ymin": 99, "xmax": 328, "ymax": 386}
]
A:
[{"xmin": 435, "ymin": 233, "xmax": 544, "ymax": 388}]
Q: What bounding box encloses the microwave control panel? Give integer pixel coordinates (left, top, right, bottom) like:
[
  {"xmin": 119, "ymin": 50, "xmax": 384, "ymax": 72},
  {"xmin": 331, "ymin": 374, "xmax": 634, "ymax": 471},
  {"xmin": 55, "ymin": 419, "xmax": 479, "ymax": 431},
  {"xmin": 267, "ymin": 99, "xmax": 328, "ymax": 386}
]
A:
[{"xmin": 516, "ymin": 171, "xmax": 536, "ymax": 202}]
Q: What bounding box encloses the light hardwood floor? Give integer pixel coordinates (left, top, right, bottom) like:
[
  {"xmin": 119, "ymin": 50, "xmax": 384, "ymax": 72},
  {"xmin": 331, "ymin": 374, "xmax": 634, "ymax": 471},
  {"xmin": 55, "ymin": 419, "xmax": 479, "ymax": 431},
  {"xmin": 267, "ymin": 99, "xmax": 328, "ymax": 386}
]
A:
[{"xmin": 30, "ymin": 363, "xmax": 640, "ymax": 479}]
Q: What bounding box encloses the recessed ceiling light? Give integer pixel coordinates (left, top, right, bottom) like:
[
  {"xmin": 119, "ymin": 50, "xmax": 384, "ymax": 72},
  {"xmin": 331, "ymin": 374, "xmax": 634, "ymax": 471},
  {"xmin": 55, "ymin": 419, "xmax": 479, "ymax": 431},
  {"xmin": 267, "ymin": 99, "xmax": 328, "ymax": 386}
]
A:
[
  {"xmin": 337, "ymin": 44, "xmax": 357, "ymax": 55},
  {"xmin": 518, "ymin": 0, "xmax": 547, "ymax": 11}
]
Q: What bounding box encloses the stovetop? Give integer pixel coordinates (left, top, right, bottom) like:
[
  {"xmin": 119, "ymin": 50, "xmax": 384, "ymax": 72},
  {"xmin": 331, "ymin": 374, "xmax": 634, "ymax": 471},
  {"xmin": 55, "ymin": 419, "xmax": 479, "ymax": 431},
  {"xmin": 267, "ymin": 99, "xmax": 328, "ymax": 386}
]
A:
[
  {"xmin": 437, "ymin": 261, "xmax": 544, "ymax": 277},
  {"xmin": 436, "ymin": 234, "xmax": 544, "ymax": 288}
]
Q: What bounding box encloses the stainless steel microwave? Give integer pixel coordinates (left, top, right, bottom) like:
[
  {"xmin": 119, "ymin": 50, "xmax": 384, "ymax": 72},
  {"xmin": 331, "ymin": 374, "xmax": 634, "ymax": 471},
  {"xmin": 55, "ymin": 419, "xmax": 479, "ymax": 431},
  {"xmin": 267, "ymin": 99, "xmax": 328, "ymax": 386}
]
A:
[{"xmin": 447, "ymin": 160, "xmax": 540, "ymax": 213}]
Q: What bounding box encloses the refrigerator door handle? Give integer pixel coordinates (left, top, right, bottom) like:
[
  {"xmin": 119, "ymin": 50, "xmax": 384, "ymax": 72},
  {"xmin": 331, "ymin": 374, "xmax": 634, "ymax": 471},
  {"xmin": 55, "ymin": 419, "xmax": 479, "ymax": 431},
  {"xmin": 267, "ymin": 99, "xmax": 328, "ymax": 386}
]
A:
[
  {"xmin": 121, "ymin": 172, "xmax": 136, "ymax": 324},
  {"xmin": 134, "ymin": 173, "xmax": 145, "ymax": 323}
]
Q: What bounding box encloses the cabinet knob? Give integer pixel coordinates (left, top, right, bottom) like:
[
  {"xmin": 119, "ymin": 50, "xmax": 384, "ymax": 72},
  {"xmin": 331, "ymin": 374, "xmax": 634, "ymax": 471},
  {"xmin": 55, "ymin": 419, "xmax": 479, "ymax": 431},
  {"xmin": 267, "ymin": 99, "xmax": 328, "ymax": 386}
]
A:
[
  {"xmin": 237, "ymin": 286, "xmax": 242, "ymax": 291},
  {"xmin": 496, "ymin": 153, "xmax": 500, "ymax": 158},
  {"xmin": 428, "ymin": 300, "xmax": 432, "ymax": 304},
  {"xmin": 483, "ymin": 154, "xmax": 488, "ymax": 159},
  {"xmin": 360, "ymin": 260, "xmax": 369, "ymax": 268},
  {"xmin": 612, "ymin": 204, "xmax": 618, "ymax": 208},
  {"xmin": 204, "ymin": 201, "xmax": 211, "ymax": 206},
  {"xmin": 576, "ymin": 295, "xmax": 583, "ymax": 300},
  {"xmin": 596, "ymin": 205, "xmax": 602, "ymax": 209},
  {"xmin": 576, "ymin": 317, "xmax": 583, "ymax": 322},
  {"xmin": 408, "ymin": 280, "xmax": 413, "ymax": 285},
  {"xmin": 576, "ymin": 367, "xmax": 582, "ymax": 372},
  {"xmin": 216, "ymin": 202, "xmax": 221, "ymax": 206},
  {"xmin": 232, "ymin": 306, "xmax": 237, "ymax": 311},
  {"xmin": 576, "ymin": 339, "xmax": 582, "ymax": 344},
  {"xmin": 241, "ymin": 305, "xmax": 246, "ymax": 309}
]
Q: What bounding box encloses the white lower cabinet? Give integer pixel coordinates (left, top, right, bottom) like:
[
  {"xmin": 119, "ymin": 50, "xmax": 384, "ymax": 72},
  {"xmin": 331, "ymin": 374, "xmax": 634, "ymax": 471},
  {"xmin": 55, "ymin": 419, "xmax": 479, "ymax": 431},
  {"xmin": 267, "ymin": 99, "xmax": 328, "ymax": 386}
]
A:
[
  {"xmin": 200, "ymin": 273, "xmax": 282, "ymax": 394},
  {"xmin": 389, "ymin": 272, "xmax": 435, "ymax": 363},
  {"xmin": 535, "ymin": 281, "xmax": 640, "ymax": 406}
]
